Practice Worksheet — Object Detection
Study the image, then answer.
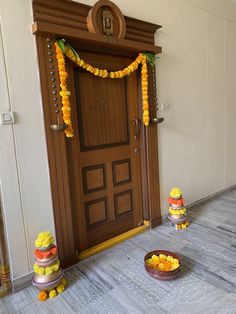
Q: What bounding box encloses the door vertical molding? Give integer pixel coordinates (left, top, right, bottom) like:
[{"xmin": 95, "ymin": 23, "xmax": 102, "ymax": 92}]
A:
[{"xmin": 35, "ymin": 35, "xmax": 77, "ymax": 267}]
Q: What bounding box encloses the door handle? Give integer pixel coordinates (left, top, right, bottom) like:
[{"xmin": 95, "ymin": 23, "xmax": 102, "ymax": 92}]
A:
[{"xmin": 132, "ymin": 118, "xmax": 141, "ymax": 140}]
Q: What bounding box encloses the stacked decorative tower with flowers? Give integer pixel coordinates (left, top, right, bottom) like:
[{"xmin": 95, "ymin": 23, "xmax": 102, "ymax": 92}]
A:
[
  {"xmin": 32, "ymin": 231, "xmax": 67, "ymax": 301},
  {"xmin": 168, "ymin": 187, "xmax": 190, "ymax": 230}
]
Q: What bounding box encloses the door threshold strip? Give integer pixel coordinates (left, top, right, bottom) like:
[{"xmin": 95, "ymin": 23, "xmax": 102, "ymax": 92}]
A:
[{"xmin": 78, "ymin": 222, "xmax": 149, "ymax": 260}]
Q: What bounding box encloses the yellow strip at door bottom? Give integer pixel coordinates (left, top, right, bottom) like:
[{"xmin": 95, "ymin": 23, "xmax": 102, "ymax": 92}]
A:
[{"xmin": 78, "ymin": 221, "xmax": 150, "ymax": 260}]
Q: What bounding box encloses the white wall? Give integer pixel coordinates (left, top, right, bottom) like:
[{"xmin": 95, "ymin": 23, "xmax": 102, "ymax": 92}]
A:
[
  {"xmin": 0, "ymin": 0, "xmax": 55, "ymax": 280},
  {"xmin": 104, "ymin": 0, "xmax": 236, "ymax": 211},
  {"xmin": 0, "ymin": 0, "xmax": 236, "ymax": 279}
]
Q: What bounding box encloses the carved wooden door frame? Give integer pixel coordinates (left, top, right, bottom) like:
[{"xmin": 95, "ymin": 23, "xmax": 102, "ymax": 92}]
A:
[{"xmin": 32, "ymin": 0, "xmax": 162, "ymax": 267}]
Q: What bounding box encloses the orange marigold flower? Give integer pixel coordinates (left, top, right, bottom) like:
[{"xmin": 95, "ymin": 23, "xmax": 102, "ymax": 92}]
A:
[{"xmin": 38, "ymin": 291, "xmax": 48, "ymax": 301}]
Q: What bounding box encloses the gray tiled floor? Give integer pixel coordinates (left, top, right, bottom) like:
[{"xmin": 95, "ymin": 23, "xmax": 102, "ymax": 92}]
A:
[{"xmin": 1, "ymin": 189, "xmax": 236, "ymax": 313}]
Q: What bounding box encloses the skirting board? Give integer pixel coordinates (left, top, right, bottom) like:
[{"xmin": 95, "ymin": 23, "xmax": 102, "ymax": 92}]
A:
[
  {"xmin": 12, "ymin": 271, "xmax": 33, "ymax": 292},
  {"xmin": 162, "ymin": 183, "xmax": 236, "ymax": 223}
]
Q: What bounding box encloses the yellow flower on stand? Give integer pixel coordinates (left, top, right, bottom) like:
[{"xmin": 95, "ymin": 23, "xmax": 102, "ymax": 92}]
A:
[
  {"xmin": 61, "ymin": 278, "xmax": 68, "ymax": 286},
  {"xmin": 49, "ymin": 289, "xmax": 57, "ymax": 298},
  {"xmin": 170, "ymin": 187, "xmax": 182, "ymax": 199},
  {"xmin": 35, "ymin": 231, "xmax": 54, "ymax": 248},
  {"xmin": 169, "ymin": 208, "xmax": 186, "ymax": 215},
  {"xmin": 56, "ymin": 284, "xmax": 65, "ymax": 294}
]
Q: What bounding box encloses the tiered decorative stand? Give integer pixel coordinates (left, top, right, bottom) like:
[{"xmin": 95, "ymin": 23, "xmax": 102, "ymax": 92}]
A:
[
  {"xmin": 32, "ymin": 232, "xmax": 67, "ymax": 301},
  {"xmin": 168, "ymin": 188, "xmax": 190, "ymax": 230}
]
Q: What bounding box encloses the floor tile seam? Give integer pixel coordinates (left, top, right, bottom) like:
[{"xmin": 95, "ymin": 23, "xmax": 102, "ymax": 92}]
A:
[
  {"xmin": 2, "ymin": 297, "xmax": 36, "ymax": 314},
  {"xmin": 48, "ymin": 295, "xmax": 78, "ymax": 313},
  {"xmin": 61, "ymin": 284, "xmax": 117, "ymax": 312},
  {"xmin": 184, "ymin": 263, "xmax": 236, "ymax": 293},
  {"xmin": 191, "ymin": 221, "xmax": 236, "ymax": 238},
  {"xmin": 169, "ymin": 230, "xmax": 236, "ymax": 250},
  {"xmin": 188, "ymin": 222, "xmax": 236, "ymax": 238}
]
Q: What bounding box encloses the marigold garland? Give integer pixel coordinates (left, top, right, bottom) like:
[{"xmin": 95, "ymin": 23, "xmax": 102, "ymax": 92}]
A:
[
  {"xmin": 55, "ymin": 43, "xmax": 73, "ymax": 137},
  {"xmin": 55, "ymin": 39, "xmax": 156, "ymax": 137}
]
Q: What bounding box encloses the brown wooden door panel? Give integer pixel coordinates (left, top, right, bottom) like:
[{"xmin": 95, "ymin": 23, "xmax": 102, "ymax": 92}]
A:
[
  {"xmin": 75, "ymin": 71, "xmax": 129, "ymax": 150},
  {"xmin": 66, "ymin": 51, "xmax": 143, "ymax": 250}
]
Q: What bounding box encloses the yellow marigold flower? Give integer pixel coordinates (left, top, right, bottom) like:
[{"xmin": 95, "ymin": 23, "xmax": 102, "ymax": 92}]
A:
[
  {"xmin": 65, "ymin": 130, "xmax": 73, "ymax": 138},
  {"xmin": 61, "ymin": 101, "xmax": 70, "ymax": 107},
  {"xmin": 143, "ymin": 104, "xmax": 148, "ymax": 110},
  {"xmin": 109, "ymin": 72, "xmax": 115, "ymax": 78},
  {"xmin": 58, "ymin": 61, "xmax": 65, "ymax": 66},
  {"xmin": 62, "ymin": 111, "xmax": 71, "ymax": 116},
  {"xmin": 170, "ymin": 187, "xmax": 182, "ymax": 198},
  {"xmin": 60, "ymin": 83, "xmax": 66, "ymax": 89},
  {"xmin": 159, "ymin": 254, "xmax": 167, "ymax": 260},
  {"xmin": 60, "ymin": 91, "xmax": 71, "ymax": 97},
  {"xmin": 167, "ymin": 255, "xmax": 174, "ymax": 262},
  {"xmin": 146, "ymin": 259, "xmax": 152, "ymax": 266},
  {"xmin": 61, "ymin": 278, "xmax": 68, "ymax": 286},
  {"xmin": 151, "ymin": 254, "xmax": 159, "ymax": 261},
  {"xmin": 56, "ymin": 284, "xmax": 65, "ymax": 294},
  {"xmin": 142, "ymin": 82, "xmax": 148, "ymax": 88},
  {"xmin": 93, "ymin": 68, "xmax": 99, "ymax": 75},
  {"xmin": 128, "ymin": 65, "xmax": 134, "ymax": 72},
  {"xmin": 66, "ymin": 50, "xmax": 74, "ymax": 59},
  {"xmin": 171, "ymin": 263, "xmax": 180, "ymax": 270},
  {"xmin": 49, "ymin": 289, "xmax": 57, "ymax": 298},
  {"xmin": 33, "ymin": 264, "xmax": 39, "ymax": 272},
  {"xmin": 35, "ymin": 231, "xmax": 54, "ymax": 248},
  {"xmin": 42, "ymin": 240, "xmax": 50, "ymax": 247},
  {"xmin": 35, "ymin": 239, "xmax": 42, "ymax": 247},
  {"xmin": 159, "ymin": 263, "xmax": 165, "ymax": 270},
  {"xmin": 45, "ymin": 267, "xmax": 53, "ymax": 275}
]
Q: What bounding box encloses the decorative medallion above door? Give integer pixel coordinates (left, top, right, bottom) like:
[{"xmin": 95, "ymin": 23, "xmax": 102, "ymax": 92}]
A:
[{"xmin": 32, "ymin": 0, "xmax": 163, "ymax": 267}]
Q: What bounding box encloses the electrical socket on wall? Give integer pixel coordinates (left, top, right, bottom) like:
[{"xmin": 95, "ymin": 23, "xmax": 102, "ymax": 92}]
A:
[{"xmin": 0, "ymin": 112, "xmax": 15, "ymax": 125}]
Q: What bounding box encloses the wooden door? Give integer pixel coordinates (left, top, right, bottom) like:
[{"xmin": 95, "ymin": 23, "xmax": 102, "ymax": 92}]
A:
[{"xmin": 66, "ymin": 51, "xmax": 143, "ymax": 251}]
